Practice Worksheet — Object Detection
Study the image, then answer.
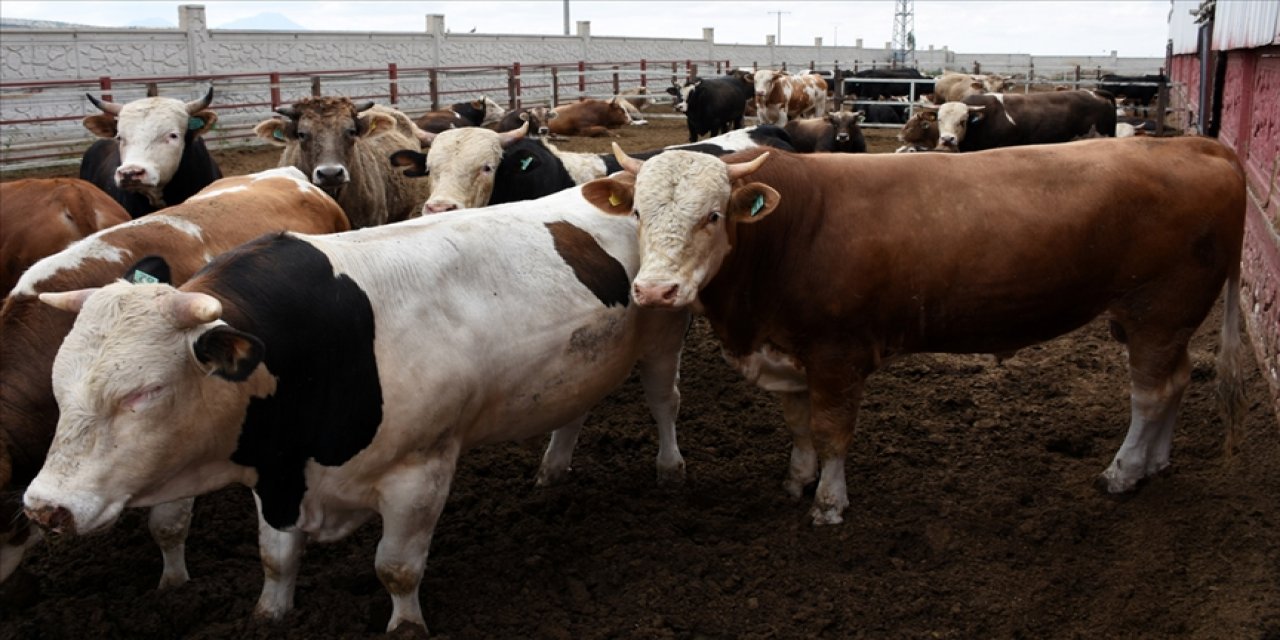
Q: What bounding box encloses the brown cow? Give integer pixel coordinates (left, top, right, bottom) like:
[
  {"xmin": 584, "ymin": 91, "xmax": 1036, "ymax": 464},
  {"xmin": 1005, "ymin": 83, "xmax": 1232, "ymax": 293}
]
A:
[
  {"xmin": 0, "ymin": 167, "xmax": 349, "ymax": 590},
  {"xmin": 749, "ymin": 70, "xmax": 828, "ymax": 126},
  {"xmin": 782, "ymin": 111, "xmax": 866, "ymax": 153},
  {"xmin": 254, "ymin": 97, "xmax": 431, "ymax": 228},
  {"xmin": 894, "ymin": 110, "xmax": 941, "ymax": 152},
  {"xmin": 583, "ymin": 137, "xmax": 1246, "ymax": 526},
  {"xmin": 0, "ymin": 178, "xmax": 129, "ymax": 296},
  {"xmin": 547, "ymin": 98, "xmax": 631, "ymax": 137}
]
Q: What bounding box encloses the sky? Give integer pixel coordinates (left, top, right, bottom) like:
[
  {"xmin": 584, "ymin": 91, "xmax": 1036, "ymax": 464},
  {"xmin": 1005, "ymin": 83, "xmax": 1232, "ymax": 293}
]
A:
[{"xmin": 0, "ymin": 1, "xmax": 1174, "ymax": 57}]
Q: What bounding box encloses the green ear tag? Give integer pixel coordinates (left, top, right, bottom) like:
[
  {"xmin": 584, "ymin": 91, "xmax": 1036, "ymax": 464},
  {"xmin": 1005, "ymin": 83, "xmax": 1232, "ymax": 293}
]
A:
[
  {"xmin": 187, "ymin": 116, "xmax": 205, "ymax": 131},
  {"xmin": 750, "ymin": 194, "xmax": 765, "ymax": 217},
  {"xmin": 131, "ymin": 270, "xmax": 160, "ymax": 285},
  {"xmin": 608, "ymin": 193, "xmax": 621, "ymax": 207},
  {"xmin": 520, "ymin": 156, "xmax": 534, "ymax": 171},
  {"xmin": 273, "ymin": 129, "xmax": 285, "ymax": 141}
]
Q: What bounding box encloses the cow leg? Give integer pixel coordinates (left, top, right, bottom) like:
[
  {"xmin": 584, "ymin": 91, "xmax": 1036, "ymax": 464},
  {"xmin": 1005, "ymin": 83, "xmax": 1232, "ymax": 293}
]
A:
[
  {"xmin": 536, "ymin": 413, "xmax": 589, "ymax": 486},
  {"xmin": 376, "ymin": 445, "xmax": 460, "ymax": 632},
  {"xmin": 778, "ymin": 390, "xmax": 817, "ymax": 498},
  {"xmin": 638, "ymin": 327, "xmax": 686, "ymax": 486},
  {"xmin": 253, "ymin": 494, "xmax": 307, "ymax": 620},
  {"xmin": 1100, "ymin": 331, "xmax": 1192, "ymax": 493},
  {"xmin": 805, "ymin": 363, "xmax": 868, "ymax": 526},
  {"xmin": 148, "ymin": 497, "xmax": 194, "ymax": 589},
  {"xmin": 582, "ymin": 126, "xmax": 610, "ymax": 137}
]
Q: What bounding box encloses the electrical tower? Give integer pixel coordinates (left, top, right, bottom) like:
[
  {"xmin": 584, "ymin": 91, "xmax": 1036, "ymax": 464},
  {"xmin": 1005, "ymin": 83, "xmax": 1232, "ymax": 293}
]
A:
[{"xmin": 891, "ymin": 0, "xmax": 915, "ymax": 66}]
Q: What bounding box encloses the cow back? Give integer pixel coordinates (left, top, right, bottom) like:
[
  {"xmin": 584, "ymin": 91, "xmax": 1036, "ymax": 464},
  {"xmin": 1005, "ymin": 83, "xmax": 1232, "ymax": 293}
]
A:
[{"xmin": 961, "ymin": 91, "xmax": 1116, "ymax": 151}]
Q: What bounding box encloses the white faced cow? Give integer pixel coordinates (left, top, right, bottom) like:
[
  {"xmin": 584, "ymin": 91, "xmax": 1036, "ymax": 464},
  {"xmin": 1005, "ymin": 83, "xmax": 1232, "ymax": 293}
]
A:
[{"xmin": 23, "ymin": 185, "xmax": 689, "ymax": 633}]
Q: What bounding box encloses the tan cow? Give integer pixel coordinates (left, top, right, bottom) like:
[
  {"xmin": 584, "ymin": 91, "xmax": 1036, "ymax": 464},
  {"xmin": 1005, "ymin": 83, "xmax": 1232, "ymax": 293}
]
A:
[
  {"xmin": 934, "ymin": 72, "xmax": 1015, "ymax": 103},
  {"xmin": 583, "ymin": 137, "xmax": 1246, "ymax": 526},
  {"xmin": 0, "ymin": 167, "xmax": 349, "ymax": 591},
  {"xmin": 254, "ymin": 97, "xmax": 431, "ymax": 228},
  {"xmin": 547, "ymin": 98, "xmax": 632, "ymax": 137},
  {"xmin": 0, "ymin": 178, "xmax": 130, "ymax": 296}
]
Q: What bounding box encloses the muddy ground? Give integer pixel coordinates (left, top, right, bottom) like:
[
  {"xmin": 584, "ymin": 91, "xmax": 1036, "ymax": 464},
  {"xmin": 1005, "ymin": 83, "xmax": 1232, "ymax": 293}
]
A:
[{"xmin": 1, "ymin": 116, "xmax": 1277, "ymax": 639}]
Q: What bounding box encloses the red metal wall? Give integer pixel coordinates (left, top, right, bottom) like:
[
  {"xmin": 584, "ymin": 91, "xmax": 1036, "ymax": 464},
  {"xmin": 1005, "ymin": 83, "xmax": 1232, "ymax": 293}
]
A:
[{"xmin": 1183, "ymin": 46, "xmax": 1280, "ymax": 421}]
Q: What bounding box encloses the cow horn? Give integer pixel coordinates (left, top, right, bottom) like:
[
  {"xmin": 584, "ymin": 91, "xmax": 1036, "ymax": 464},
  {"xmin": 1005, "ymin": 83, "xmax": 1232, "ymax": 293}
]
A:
[
  {"xmin": 353, "ymin": 101, "xmax": 376, "ymax": 113},
  {"xmin": 726, "ymin": 152, "xmax": 770, "ymax": 181},
  {"xmin": 186, "ymin": 87, "xmax": 214, "ymax": 114},
  {"xmin": 86, "ymin": 94, "xmax": 123, "ymax": 116},
  {"xmin": 497, "ymin": 121, "xmax": 528, "ymax": 147},
  {"xmin": 38, "ymin": 288, "xmax": 100, "ymax": 314},
  {"xmin": 168, "ymin": 292, "xmax": 223, "ymax": 329},
  {"xmin": 611, "ymin": 143, "xmax": 644, "ymax": 175},
  {"xmin": 275, "ymin": 106, "xmax": 300, "ymax": 120}
]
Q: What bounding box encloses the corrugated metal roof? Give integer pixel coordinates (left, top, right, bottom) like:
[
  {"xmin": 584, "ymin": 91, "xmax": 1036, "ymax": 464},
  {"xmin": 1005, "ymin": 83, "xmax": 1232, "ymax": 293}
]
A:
[
  {"xmin": 1169, "ymin": 0, "xmax": 1202, "ymax": 55},
  {"xmin": 1214, "ymin": 0, "xmax": 1280, "ymax": 50}
]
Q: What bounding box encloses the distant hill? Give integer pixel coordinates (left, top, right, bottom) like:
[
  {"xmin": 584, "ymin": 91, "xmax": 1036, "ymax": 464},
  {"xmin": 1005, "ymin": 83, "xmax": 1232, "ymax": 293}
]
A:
[
  {"xmin": 215, "ymin": 12, "xmax": 306, "ymax": 30},
  {"xmin": 0, "ymin": 17, "xmax": 95, "ymax": 29},
  {"xmin": 127, "ymin": 17, "xmax": 176, "ymax": 28}
]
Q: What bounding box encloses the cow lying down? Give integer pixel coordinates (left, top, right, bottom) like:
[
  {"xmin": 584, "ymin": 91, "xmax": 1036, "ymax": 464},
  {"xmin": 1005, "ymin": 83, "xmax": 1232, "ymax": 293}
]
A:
[
  {"xmin": 582, "ymin": 136, "xmax": 1246, "ymax": 526},
  {"xmin": 22, "ymin": 185, "xmax": 689, "ymax": 633}
]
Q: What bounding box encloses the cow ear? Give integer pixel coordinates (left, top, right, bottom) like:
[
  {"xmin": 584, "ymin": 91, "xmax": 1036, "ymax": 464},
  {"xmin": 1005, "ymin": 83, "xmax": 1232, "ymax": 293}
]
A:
[
  {"xmin": 359, "ymin": 112, "xmax": 397, "ymax": 139},
  {"xmin": 727, "ymin": 183, "xmax": 780, "ymax": 224},
  {"xmin": 546, "ymin": 110, "xmax": 559, "ymax": 120},
  {"xmin": 388, "ymin": 150, "xmax": 428, "ymax": 177},
  {"xmin": 187, "ymin": 110, "xmax": 217, "ymax": 136},
  {"xmin": 193, "ymin": 325, "xmax": 265, "ymax": 382},
  {"xmin": 254, "ymin": 119, "xmax": 289, "ymax": 147},
  {"xmin": 518, "ymin": 111, "xmax": 531, "ymax": 122},
  {"xmin": 123, "ymin": 255, "xmax": 172, "ymax": 285},
  {"xmin": 83, "ymin": 114, "xmax": 117, "ymax": 138},
  {"xmin": 581, "ymin": 178, "xmax": 634, "ymax": 217}
]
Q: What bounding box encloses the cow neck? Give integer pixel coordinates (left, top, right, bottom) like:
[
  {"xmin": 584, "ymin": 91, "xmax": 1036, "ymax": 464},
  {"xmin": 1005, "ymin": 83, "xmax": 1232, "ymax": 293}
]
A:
[
  {"xmin": 0, "ymin": 296, "xmax": 75, "ymax": 487},
  {"xmin": 697, "ymin": 158, "xmax": 822, "ymax": 359},
  {"xmin": 162, "ymin": 134, "xmax": 222, "ymax": 207}
]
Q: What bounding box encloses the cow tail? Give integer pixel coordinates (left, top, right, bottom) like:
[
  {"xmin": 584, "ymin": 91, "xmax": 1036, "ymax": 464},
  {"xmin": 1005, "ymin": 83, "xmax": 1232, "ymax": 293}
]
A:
[{"xmin": 1216, "ymin": 263, "xmax": 1246, "ymax": 457}]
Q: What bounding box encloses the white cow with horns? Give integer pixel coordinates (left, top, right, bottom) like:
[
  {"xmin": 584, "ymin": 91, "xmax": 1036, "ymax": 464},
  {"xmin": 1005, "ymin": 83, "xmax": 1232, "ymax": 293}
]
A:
[{"xmin": 21, "ymin": 186, "xmax": 689, "ymax": 633}]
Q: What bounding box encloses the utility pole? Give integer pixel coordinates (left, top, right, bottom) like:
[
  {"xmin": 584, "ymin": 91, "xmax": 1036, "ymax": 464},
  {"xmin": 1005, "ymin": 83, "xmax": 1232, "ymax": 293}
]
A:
[
  {"xmin": 563, "ymin": 0, "xmax": 570, "ymax": 35},
  {"xmin": 834, "ymin": 25, "xmax": 838, "ymax": 47},
  {"xmin": 767, "ymin": 10, "xmax": 790, "ymax": 45}
]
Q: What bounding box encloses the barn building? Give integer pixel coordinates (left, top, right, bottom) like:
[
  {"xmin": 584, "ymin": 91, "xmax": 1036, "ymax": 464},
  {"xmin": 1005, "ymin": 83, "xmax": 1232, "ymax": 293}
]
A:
[{"xmin": 1169, "ymin": 1, "xmax": 1280, "ymax": 420}]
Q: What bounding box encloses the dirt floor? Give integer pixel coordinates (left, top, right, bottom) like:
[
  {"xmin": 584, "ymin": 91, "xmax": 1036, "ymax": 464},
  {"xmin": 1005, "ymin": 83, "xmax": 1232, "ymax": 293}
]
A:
[{"xmin": 2, "ymin": 116, "xmax": 1277, "ymax": 639}]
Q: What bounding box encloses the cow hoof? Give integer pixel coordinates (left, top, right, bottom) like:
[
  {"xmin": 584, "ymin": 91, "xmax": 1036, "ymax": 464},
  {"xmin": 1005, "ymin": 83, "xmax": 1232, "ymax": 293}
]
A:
[
  {"xmin": 655, "ymin": 461, "xmax": 686, "ymax": 487},
  {"xmin": 535, "ymin": 466, "xmax": 572, "ymax": 487},
  {"xmin": 808, "ymin": 505, "xmax": 845, "ymax": 526},
  {"xmin": 157, "ymin": 568, "xmax": 190, "ymax": 590}
]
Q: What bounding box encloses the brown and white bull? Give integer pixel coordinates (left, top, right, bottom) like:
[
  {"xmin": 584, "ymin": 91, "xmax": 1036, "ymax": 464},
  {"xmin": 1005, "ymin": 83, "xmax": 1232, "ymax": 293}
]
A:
[
  {"xmin": 254, "ymin": 97, "xmax": 431, "ymax": 228},
  {"xmin": 0, "ymin": 178, "xmax": 130, "ymax": 296},
  {"xmin": 21, "ymin": 184, "xmax": 687, "ymax": 633},
  {"xmin": 0, "ymin": 167, "xmax": 349, "ymax": 590},
  {"xmin": 749, "ymin": 70, "xmax": 828, "ymax": 126},
  {"xmin": 547, "ymin": 97, "xmax": 632, "ymax": 137},
  {"xmin": 581, "ymin": 137, "xmax": 1246, "ymax": 526}
]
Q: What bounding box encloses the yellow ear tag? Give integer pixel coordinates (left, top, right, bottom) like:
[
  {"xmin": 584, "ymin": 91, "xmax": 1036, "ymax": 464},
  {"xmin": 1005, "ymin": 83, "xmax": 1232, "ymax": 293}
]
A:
[
  {"xmin": 608, "ymin": 193, "xmax": 621, "ymax": 207},
  {"xmin": 369, "ymin": 121, "xmax": 377, "ymax": 134}
]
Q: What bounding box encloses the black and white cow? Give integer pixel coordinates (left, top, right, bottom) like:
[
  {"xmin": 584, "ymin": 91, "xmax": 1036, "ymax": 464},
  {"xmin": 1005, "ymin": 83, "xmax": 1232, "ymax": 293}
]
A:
[
  {"xmin": 390, "ymin": 124, "xmax": 793, "ymax": 212},
  {"xmin": 78, "ymin": 88, "xmax": 223, "ymax": 218},
  {"xmin": 667, "ymin": 72, "xmax": 755, "ymax": 142},
  {"xmin": 23, "ymin": 184, "xmax": 689, "ymax": 633}
]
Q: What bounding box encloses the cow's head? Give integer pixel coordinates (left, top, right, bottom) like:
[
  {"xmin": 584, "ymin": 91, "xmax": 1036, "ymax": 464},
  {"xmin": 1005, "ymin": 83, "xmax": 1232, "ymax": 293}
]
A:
[
  {"xmin": 520, "ymin": 106, "xmax": 557, "ymax": 137},
  {"xmin": 667, "ymin": 83, "xmax": 696, "ymax": 113},
  {"xmin": 478, "ymin": 96, "xmax": 507, "ymax": 128},
  {"xmin": 751, "ymin": 69, "xmax": 778, "ymax": 98},
  {"xmin": 582, "ymin": 145, "xmax": 779, "ymax": 308},
  {"xmin": 897, "ymin": 110, "xmax": 939, "ymax": 150},
  {"xmin": 982, "ymin": 74, "xmax": 1013, "ymax": 93},
  {"xmin": 826, "ymin": 111, "xmax": 865, "ymax": 142},
  {"xmin": 924, "ymin": 102, "xmax": 984, "ymax": 151},
  {"xmin": 412, "ymin": 123, "xmax": 529, "ymax": 213},
  {"xmin": 23, "ymin": 280, "xmax": 270, "ymax": 537},
  {"xmin": 83, "ymin": 88, "xmax": 217, "ymax": 206},
  {"xmin": 604, "ymin": 97, "xmax": 633, "ymax": 126},
  {"xmin": 252, "ymin": 97, "xmax": 396, "ymax": 196}
]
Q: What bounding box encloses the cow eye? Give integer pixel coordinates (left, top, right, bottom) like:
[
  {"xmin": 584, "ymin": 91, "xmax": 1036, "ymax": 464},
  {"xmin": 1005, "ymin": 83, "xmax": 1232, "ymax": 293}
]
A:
[
  {"xmin": 632, "ymin": 209, "xmax": 640, "ymax": 219},
  {"xmin": 481, "ymin": 163, "xmax": 493, "ymax": 173},
  {"xmin": 167, "ymin": 132, "xmax": 180, "ymax": 141},
  {"xmin": 345, "ymin": 128, "xmax": 358, "ymax": 137},
  {"xmin": 296, "ymin": 131, "xmax": 308, "ymax": 141},
  {"xmin": 706, "ymin": 211, "xmax": 721, "ymax": 224}
]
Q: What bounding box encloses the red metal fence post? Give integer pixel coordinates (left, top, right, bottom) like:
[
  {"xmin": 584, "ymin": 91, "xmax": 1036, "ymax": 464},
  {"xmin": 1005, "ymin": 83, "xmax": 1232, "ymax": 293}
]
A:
[
  {"xmin": 388, "ymin": 63, "xmax": 399, "ymax": 105},
  {"xmin": 428, "ymin": 68, "xmax": 439, "ymax": 110},
  {"xmin": 311, "ymin": 77, "xmax": 322, "ymax": 97},
  {"xmin": 685, "ymin": 59, "xmax": 692, "ymax": 80},
  {"xmin": 552, "ymin": 66, "xmax": 560, "ymax": 105},
  {"xmin": 671, "ymin": 62, "xmax": 678, "ymax": 87},
  {"xmin": 269, "ymin": 72, "xmax": 281, "ymax": 109},
  {"xmin": 640, "ymin": 59, "xmax": 647, "ymax": 88},
  {"xmin": 612, "ymin": 66, "xmax": 620, "ymax": 95},
  {"xmin": 513, "ymin": 61, "xmax": 522, "ymax": 109},
  {"xmin": 577, "ymin": 60, "xmax": 586, "ymax": 96},
  {"xmin": 98, "ymin": 76, "xmax": 113, "ymax": 102}
]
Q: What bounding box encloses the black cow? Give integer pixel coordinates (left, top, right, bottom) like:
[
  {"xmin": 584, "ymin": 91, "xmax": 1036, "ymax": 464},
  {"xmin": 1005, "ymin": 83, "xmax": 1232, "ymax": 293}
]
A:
[
  {"xmin": 863, "ymin": 99, "xmax": 909, "ymax": 124},
  {"xmin": 1099, "ymin": 74, "xmax": 1167, "ymax": 110},
  {"xmin": 844, "ymin": 68, "xmax": 935, "ymax": 101},
  {"xmin": 78, "ymin": 89, "xmax": 222, "ymax": 218},
  {"xmin": 783, "ymin": 112, "xmax": 866, "ymax": 153},
  {"xmin": 928, "ymin": 90, "xmax": 1117, "ymax": 152},
  {"xmin": 667, "ymin": 73, "xmax": 755, "ymax": 143}
]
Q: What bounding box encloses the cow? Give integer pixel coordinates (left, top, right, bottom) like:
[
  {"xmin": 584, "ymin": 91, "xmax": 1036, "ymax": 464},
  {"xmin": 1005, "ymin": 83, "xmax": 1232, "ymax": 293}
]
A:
[
  {"xmin": 925, "ymin": 90, "xmax": 1117, "ymax": 152},
  {"xmin": 1099, "ymin": 74, "xmax": 1166, "ymax": 113},
  {"xmin": 22, "ymin": 183, "xmax": 689, "ymax": 633},
  {"xmin": 667, "ymin": 73, "xmax": 755, "ymax": 143},
  {"xmin": 78, "ymin": 88, "xmax": 223, "ymax": 218},
  {"xmin": 580, "ymin": 137, "xmax": 1246, "ymax": 527},
  {"xmin": 254, "ymin": 97, "xmax": 431, "ymax": 228},
  {"xmin": 494, "ymin": 105, "xmax": 558, "ymax": 137},
  {"xmin": 934, "ymin": 72, "xmax": 988, "ymax": 103},
  {"xmin": 783, "ymin": 111, "xmax": 866, "ymax": 153},
  {"xmin": 863, "ymin": 97, "xmax": 909, "ymax": 124},
  {"xmin": 0, "ymin": 167, "xmax": 350, "ymax": 593},
  {"xmin": 749, "ymin": 70, "xmax": 828, "ymax": 126},
  {"xmin": 843, "ymin": 68, "xmax": 935, "ymax": 101},
  {"xmin": 546, "ymin": 98, "xmax": 632, "ymax": 137},
  {"xmin": 393, "ymin": 124, "xmax": 793, "ymax": 213},
  {"xmin": 0, "ymin": 178, "xmax": 130, "ymax": 296},
  {"xmin": 415, "ymin": 96, "xmax": 507, "ymax": 133},
  {"xmin": 894, "ymin": 110, "xmax": 941, "ymax": 152}
]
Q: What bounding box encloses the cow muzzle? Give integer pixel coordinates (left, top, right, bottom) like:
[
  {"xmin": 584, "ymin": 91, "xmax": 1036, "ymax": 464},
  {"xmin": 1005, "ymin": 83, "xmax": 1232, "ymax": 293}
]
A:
[
  {"xmin": 115, "ymin": 165, "xmax": 157, "ymax": 189},
  {"xmin": 423, "ymin": 200, "xmax": 459, "ymax": 214},
  {"xmin": 836, "ymin": 133, "xmax": 850, "ymax": 142},
  {"xmin": 633, "ymin": 281, "xmax": 681, "ymax": 308},
  {"xmin": 312, "ymin": 165, "xmax": 351, "ymax": 190},
  {"xmin": 23, "ymin": 504, "xmax": 77, "ymax": 536},
  {"xmin": 937, "ymin": 135, "xmax": 959, "ymax": 151}
]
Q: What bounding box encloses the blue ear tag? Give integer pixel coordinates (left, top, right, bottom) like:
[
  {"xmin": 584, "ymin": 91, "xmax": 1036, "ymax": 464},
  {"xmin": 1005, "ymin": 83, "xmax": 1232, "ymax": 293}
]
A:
[
  {"xmin": 750, "ymin": 194, "xmax": 765, "ymax": 217},
  {"xmin": 131, "ymin": 270, "xmax": 160, "ymax": 285},
  {"xmin": 187, "ymin": 116, "xmax": 206, "ymax": 131},
  {"xmin": 273, "ymin": 128, "xmax": 285, "ymax": 141},
  {"xmin": 520, "ymin": 156, "xmax": 534, "ymax": 171}
]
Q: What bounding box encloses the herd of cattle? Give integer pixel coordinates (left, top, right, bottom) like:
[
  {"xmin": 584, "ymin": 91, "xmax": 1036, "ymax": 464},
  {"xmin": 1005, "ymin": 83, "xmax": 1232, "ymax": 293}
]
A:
[{"xmin": 0, "ymin": 58, "xmax": 1246, "ymax": 635}]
